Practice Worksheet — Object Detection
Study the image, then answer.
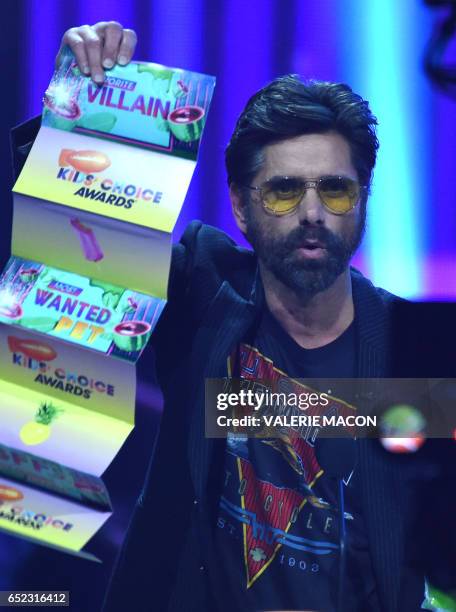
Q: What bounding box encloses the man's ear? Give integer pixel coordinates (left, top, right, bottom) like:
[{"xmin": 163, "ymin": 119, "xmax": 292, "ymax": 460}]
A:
[{"xmin": 230, "ymin": 183, "xmax": 248, "ymax": 234}]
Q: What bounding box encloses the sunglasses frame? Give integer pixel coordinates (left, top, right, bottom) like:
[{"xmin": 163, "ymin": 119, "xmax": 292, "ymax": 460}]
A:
[{"xmin": 244, "ymin": 175, "xmax": 366, "ymax": 216}]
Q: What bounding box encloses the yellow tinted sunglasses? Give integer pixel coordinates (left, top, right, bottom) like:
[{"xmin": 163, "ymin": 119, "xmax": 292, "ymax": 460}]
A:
[{"xmin": 245, "ymin": 175, "xmax": 365, "ymax": 216}]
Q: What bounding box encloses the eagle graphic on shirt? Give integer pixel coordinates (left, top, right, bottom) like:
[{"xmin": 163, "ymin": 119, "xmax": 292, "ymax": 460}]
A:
[{"xmin": 222, "ymin": 343, "xmax": 355, "ymax": 588}]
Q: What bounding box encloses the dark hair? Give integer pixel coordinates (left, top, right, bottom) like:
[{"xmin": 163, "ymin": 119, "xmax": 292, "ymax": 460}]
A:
[{"xmin": 225, "ymin": 75, "xmax": 379, "ymax": 191}]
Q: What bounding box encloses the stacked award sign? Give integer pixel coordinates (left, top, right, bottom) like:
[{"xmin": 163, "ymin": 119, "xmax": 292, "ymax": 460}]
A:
[{"xmin": 0, "ymin": 50, "xmax": 215, "ymax": 559}]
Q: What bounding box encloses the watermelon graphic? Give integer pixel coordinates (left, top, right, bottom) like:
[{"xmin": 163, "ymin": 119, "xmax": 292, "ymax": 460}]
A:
[
  {"xmin": 113, "ymin": 320, "xmax": 151, "ymax": 351},
  {"xmin": 19, "ymin": 268, "xmax": 40, "ymax": 283},
  {"xmin": 168, "ymin": 105, "xmax": 205, "ymax": 142}
]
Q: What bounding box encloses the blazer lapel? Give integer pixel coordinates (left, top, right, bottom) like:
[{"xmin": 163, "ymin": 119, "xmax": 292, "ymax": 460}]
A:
[
  {"xmin": 351, "ymin": 270, "xmax": 391, "ymax": 378},
  {"xmin": 187, "ymin": 276, "xmax": 262, "ymax": 501},
  {"xmin": 351, "ymin": 270, "xmax": 406, "ymax": 611}
]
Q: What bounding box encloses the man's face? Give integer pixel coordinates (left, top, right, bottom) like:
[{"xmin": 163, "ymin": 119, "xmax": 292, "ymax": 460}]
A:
[{"xmin": 241, "ymin": 131, "xmax": 366, "ymax": 298}]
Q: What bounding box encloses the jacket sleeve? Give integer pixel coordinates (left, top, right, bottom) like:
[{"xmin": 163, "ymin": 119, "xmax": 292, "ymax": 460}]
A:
[
  {"xmin": 102, "ymin": 221, "xmax": 208, "ymax": 612},
  {"xmin": 149, "ymin": 220, "xmax": 204, "ymax": 389},
  {"xmin": 10, "ymin": 116, "xmax": 41, "ymax": 180}
]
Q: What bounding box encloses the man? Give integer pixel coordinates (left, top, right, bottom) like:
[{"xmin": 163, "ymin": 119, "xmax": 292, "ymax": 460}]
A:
[{"xmin": 13, "ymin": 22, "xmax": 424, "ymax": 612}]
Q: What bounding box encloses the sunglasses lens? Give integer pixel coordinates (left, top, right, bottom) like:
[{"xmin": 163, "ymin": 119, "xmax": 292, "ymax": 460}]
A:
[
  {"xmin": 262, "ymin": 179, "xmax": 303, "ymax": 214},
  {"xmin": 258, "ymin": 177, "xmax": 361, "ymax": 215},
  {"xmin": 319, "ymin": 177, "xmax": 360, "ymax": 213}
]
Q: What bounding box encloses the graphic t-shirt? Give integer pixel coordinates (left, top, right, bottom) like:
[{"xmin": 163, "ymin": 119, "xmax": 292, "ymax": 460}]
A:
[{"xmin": 210, "ymin": 308, "xmax": 380, "ymax": 612}]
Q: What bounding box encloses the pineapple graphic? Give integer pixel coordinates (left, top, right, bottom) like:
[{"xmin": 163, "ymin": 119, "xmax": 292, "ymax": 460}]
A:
[{"xmin": 20, "ymin": 401, "xmax": 63, "ymax": 446}]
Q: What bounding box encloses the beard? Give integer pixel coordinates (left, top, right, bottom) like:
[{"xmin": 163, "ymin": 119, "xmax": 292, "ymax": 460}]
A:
[{"xmin": 245, "ymin": 207, "xmax": 366, "ymax": 299}]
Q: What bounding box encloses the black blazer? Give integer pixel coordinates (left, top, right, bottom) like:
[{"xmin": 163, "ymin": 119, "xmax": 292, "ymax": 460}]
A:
[
  {"xmin": 11, "ymin": 120, "xmax": 424, "ymax": 612},
  {"xmin": 103, "ymin": 222, "xmax": 424, "ymax": 612}
]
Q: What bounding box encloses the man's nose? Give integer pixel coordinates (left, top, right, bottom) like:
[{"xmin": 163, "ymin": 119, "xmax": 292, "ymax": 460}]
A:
[{"xmin": 296, "ymin": 186, "xmax": 325, "ymax": 225}]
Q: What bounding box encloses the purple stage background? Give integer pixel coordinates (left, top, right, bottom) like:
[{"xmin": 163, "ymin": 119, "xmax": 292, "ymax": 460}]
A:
[
  {"xmin": 1, "ymin": 0, "xmax": 455, "ymax": 298},
  {"xmin": 0, "ymin": 1, "xmax": 455, "ymax": 610}
]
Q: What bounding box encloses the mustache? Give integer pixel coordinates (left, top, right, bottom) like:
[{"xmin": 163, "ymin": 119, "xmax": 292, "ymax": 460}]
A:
[{"xmin": 283, "ymin": 225, "xmax": 341, "ymax": 251}]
